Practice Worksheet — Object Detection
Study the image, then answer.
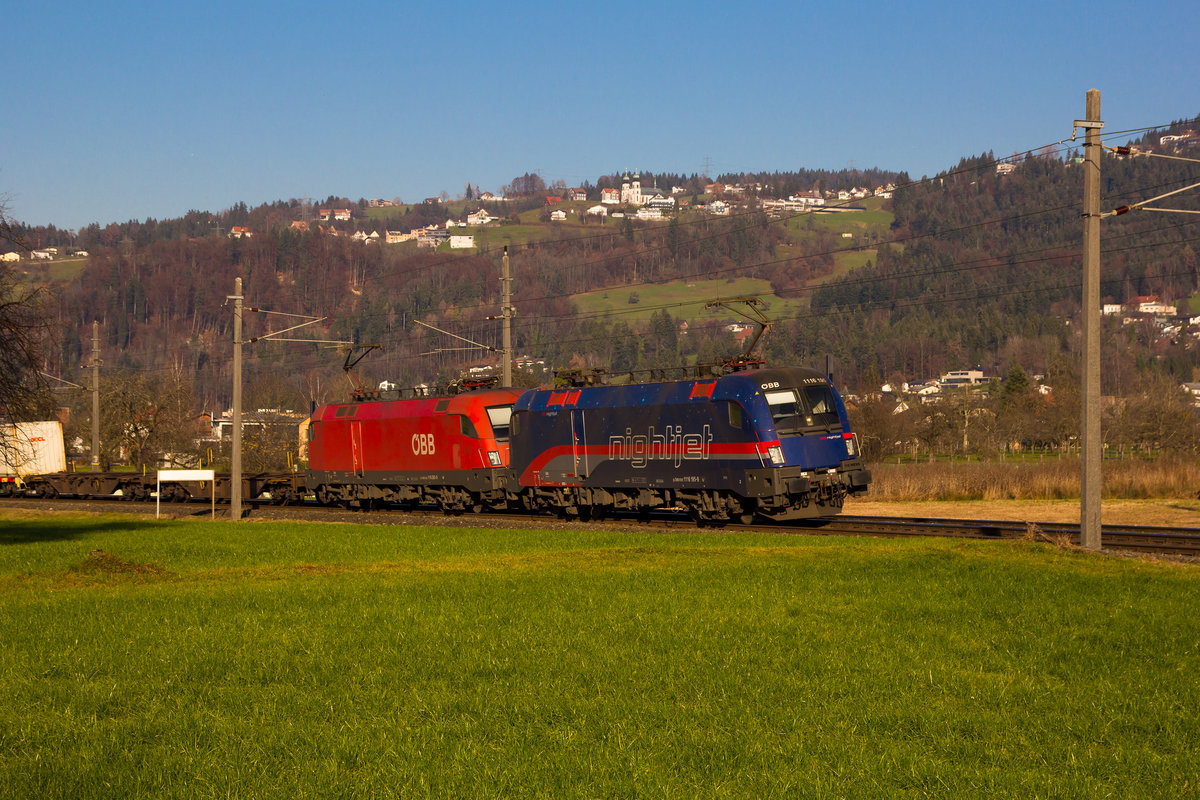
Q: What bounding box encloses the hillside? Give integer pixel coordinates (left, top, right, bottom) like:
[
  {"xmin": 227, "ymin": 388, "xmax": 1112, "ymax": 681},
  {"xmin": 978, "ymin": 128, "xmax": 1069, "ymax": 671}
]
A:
[
  {"xmin": 803, "ymin": 133, "xmax": 1200, "ymax": 393},
  {"xmin": 6, "ymin": 176, "xmax": 887, "ymax": 407},
  {"xmin": 5, "ymin": 136, "xmax": 1200, "ymax": 428}
]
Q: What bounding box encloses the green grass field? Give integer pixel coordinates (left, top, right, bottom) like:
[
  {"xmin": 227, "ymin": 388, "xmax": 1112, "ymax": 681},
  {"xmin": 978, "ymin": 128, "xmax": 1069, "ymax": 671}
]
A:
[
  {"xmin": 1, "ymin": 511, "xmax": 1197, "ymax": 798},
  {"xmin": 13, "ymin": 258, "xmax": 88, "ymax": 286},
  {"xmin": 570, "ymin": 277, "xmax": 810, "ymax": 326},
  {"xmin": 831, "ymin": 247, "xmax": 876, "ymax": 274}
]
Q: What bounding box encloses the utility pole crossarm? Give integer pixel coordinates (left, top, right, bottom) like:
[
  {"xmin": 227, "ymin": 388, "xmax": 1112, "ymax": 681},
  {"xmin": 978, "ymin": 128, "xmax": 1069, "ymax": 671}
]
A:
[
  {"xmin": 412, "ymin": 319, "xmax": 498, "ymax": 352},
  {"xmin": 1102, "ymin": 179, "xmax": 1200, "ymax": 218},
  {"xmin": 245, "ymin": 316, "xmax": 328, "ymax": 344},
  {"xmin": 38, "ymin": 372, "xmax": 87, "ymax": 390}
]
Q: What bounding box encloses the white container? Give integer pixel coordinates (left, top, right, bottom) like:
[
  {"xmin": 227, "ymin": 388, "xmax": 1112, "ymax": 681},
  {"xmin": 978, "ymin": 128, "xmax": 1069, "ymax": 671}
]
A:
[{"xmin": 0, "ymin": 421, "xmax": 67, "ymax": 478}]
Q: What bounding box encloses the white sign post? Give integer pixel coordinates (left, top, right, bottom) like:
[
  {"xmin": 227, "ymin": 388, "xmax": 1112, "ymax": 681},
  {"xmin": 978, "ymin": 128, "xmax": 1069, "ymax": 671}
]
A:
[{"xmin": 156, "ymin": 469, "xmax": 216, "ymax": 519}]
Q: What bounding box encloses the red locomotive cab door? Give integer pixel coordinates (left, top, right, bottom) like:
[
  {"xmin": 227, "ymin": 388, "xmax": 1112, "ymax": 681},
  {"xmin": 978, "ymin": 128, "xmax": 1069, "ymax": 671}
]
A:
[{"xmin": 350, "ymin": 421, "xmax": 365, "ymax": 478}]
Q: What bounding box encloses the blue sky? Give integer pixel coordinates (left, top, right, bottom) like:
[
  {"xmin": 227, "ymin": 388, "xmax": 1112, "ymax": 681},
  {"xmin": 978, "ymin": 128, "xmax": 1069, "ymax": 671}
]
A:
[{"xmin": 5, "ymin": 0, "xmax": 1199, "ymax": 231}]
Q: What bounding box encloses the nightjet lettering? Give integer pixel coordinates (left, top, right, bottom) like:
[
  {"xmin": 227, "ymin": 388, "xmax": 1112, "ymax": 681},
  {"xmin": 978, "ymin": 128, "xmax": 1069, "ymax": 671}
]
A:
[{"xmin": 608, "ymin": 425, "xmax": 713, "ymax": 468}]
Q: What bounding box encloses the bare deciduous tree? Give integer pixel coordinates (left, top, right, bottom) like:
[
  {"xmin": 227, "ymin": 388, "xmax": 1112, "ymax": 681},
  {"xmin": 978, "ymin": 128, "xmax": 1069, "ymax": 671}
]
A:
[
  {"xmin": 0, "ymin": 195, "xmax": 52, "ymax": 427},
  {"xmin": 99, "ymin": 369, "xmax": 198, "ymax": 470}
]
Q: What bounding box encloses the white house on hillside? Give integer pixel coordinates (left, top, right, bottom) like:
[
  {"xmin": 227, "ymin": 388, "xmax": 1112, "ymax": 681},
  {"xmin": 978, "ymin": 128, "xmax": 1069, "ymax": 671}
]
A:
[{"xmin": 645, "ymin": 193, "xmax": 676, "ymax": 210}]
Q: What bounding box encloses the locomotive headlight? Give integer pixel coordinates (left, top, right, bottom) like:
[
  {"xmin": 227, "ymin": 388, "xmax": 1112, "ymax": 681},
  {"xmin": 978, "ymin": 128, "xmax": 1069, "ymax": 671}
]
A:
[
  {"xmin": 844, "ymin": 434, "xmax": 857, "ymax": 458},
  {"xmin": 487, "ymin": 450, "xmax": 502, "ymax": 467},
  {"xmin": 767, "ymin": 445, "xmax": 785, "ymax": 466}
]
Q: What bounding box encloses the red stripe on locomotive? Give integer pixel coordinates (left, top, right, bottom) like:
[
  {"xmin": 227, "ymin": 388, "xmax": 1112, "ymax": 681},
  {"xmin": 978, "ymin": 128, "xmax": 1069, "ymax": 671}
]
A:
[{"xmin": 516, "ymin": 439, "xmax": 777, "ymax": 486}]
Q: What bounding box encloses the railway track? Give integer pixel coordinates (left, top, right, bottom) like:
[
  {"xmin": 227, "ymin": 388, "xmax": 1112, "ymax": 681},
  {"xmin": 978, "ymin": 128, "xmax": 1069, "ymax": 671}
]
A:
[
  {"xmin": 4, "ymin": 496, "xmax": 1199, "ymax": 558},
  {"xmin": 792, "ymin": 515, "xmax": 1200, "ymax": 557}
]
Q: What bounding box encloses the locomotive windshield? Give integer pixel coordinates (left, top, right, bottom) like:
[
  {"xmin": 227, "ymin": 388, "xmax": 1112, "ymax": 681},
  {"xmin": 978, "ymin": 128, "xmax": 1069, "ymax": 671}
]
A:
[
  {"xmin": 765, "ymin": 390, "xmax": 802, "ymax": 430},
  {"xmin": 486, "ymin": 406, "xmax": 513, "ymax": 443},
  {"xmin": 765, "ymin": 382, "xmax": 841, "ymax": 434},
  {"xmin": 802, "ymin": 384, "xmax": 841, "ymax": 426}
]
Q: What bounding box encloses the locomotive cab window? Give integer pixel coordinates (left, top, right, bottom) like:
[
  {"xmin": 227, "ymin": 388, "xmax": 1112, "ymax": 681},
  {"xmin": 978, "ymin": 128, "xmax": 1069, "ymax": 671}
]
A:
[
  {"xmin": 766, "ymin": 384, "xmax": 839, "ymax": 434},
  {"xmin": 802, "ymin": 384, "xmax": 841, "ymax": 427},
  {"xmin": 721, "ymin": 400, "xmax": 748, "ymax": 432},
  {"xmin": 765, "ymin": 389, "xmax": 803, "ymax": 434},
  {"xmin": 486, "ymin": 406, "xmax": 513, "ymax": 443},
  {"xmin": 458, "ymin": 415, "xmax": 480, "ymax": 438}
]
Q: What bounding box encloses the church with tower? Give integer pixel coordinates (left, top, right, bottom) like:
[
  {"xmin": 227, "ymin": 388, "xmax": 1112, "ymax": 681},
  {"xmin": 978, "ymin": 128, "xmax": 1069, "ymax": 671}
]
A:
[{"xmin": 620, "ymin": 171, "xmax": 643, "ymax": 206}]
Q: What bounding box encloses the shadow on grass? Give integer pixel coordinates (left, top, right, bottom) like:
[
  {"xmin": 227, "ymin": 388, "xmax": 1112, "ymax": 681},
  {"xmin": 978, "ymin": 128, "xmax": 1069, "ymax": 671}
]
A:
[{"xmin": 0, "ymin": 518, "xmax": 166, "ymax": 545}]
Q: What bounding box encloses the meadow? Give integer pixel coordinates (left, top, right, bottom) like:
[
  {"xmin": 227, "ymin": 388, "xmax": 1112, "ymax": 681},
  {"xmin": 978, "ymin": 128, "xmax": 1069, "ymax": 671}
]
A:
[
  {"xmin": 570, "ymin": 276, "xmax": 810, "ymax": 327},
  {"xmin": 1, "ymin": 510, "xmax": 1197, "ymax": 798},
  {"xmin": 13, "ymin": 257, "xmax": 88, "ymax": 285}
]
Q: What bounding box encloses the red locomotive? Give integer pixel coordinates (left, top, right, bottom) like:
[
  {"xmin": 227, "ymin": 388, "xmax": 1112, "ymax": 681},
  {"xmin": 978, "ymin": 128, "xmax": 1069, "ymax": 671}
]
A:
[{"xmin": 306, "ymin": 385, "xmax": 524, "ymax": 512}]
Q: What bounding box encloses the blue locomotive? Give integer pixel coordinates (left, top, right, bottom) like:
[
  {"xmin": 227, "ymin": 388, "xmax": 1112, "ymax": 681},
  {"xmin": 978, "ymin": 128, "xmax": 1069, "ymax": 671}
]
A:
[{"xmin": 508, "ymin": 366, "xmax": 870, "ymax": 523}]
